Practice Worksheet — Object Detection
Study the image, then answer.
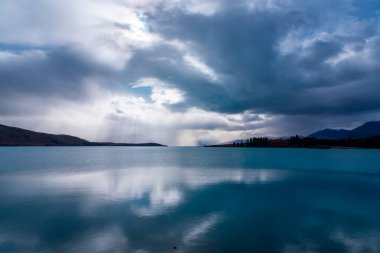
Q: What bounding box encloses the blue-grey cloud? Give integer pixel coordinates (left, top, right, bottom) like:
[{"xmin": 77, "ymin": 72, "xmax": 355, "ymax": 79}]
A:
[
  {"xmin": 0, "ymin": 47, "xmax": 104, "ymax": 97},
  {"xmin": 124, "ymin": 0, "xmax": 380, "ymax": 116}
]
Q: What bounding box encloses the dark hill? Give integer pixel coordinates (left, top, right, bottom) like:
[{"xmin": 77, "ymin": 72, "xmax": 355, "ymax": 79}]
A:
[
  {"xmin": 0, "ymin": 124, "xmax": 165, "ymax": 146},
  {"xmin": 308, "ymin": 121, "xmax": 380, "ymax": 140},
  {"xmin": 350, "ymin": 121, "xmax": 380, "ymax": 138},
  {"xmin": 0, "ymin": 124, "xmax": 89, "ymax": 146},
  {"xmin": 308, "ymin": 129, "xmax": 350, "ymax": 140}
]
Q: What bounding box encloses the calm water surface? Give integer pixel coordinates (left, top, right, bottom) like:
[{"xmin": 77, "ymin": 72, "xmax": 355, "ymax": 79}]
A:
[{"xmin": 0, "ymin": 147, "xmax": 379, "ymax": 253}]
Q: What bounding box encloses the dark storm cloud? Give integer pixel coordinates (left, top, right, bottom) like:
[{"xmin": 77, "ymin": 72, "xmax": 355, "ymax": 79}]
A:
[
  {"xmin": 125, "ymin": 8, "xmax": 306, "ymax": 113},
  {"xmin": 0, "ymin": 47, "xmax": 110, "ymax": 100},
  {"xmin": 122, "ymin": 44, "xmax": 232, "ymax": 112},
  {"xmin": 0, "ymin": 45, "xmax": 120, "ymax": 116},
  {"xmin": 2, "ymin": 0, "xmax": 380, "ymax": 118},
  {"xmin": 120, "ymin": 0, "xmax": 380, "ymax": 116}
]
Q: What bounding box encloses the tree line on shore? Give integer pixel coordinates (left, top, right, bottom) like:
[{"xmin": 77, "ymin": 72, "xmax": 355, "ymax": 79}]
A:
[{"xmin": 227, "ymin": 135, "xmax": 380, "ymax": 148}]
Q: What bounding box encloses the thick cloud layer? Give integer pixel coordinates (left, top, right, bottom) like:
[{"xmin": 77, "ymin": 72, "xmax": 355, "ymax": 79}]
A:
[
  {"xmin": 1, "ymin": 0, "xmax": 380, "ymax": 145},
  {"xmin": 142, "ymin": 0, "xmax": 380, "ymax": 115}
]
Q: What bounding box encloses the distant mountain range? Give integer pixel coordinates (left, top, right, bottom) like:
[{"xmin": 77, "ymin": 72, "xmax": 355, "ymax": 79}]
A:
[
  {"xmin": 0, "ymin": 124, "xmax": 165, "ymax": 146},
  {"xmin": 308, "ymin": 121, "xmax": 380, "ymax": 140},
  {"xmin": 209, "ymin": 121, "xmax": 380, "ymax": 148}
]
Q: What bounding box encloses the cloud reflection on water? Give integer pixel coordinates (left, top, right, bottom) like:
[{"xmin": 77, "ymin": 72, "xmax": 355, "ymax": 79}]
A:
[
  {"xmin": 0, "ymin": 167, "xmax": 286, "ymax": 216},
  {"xmin": 0, "ymin": 167, "xmax": 286, "ymax": 252},
  {"xmin": 331, "ymin": 229, "xmax": 380, "ymax": 253},
  {"xmin": 61, "ymin": 226, "xmax": 128, "ymax": 253},
  {"xmin": 183, "ymin": 213, "xmax": 221, "ymax": 246},
  {"xmin": 2, "ymin": 166, "xmax": 378, "ymax": 253}
]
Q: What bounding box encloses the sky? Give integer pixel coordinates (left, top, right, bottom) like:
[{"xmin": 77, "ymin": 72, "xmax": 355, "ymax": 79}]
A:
[{"xmin": 1, "ymin": 0, "xmax": 380, "ymax": 146}]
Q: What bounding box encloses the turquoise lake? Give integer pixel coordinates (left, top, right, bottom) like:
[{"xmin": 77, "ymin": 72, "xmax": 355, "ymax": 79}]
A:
[{"xmin": 0, "ymin": 147, "xmax": 379, "ymax": 253}]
